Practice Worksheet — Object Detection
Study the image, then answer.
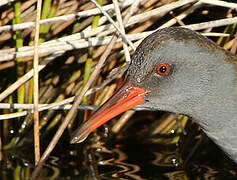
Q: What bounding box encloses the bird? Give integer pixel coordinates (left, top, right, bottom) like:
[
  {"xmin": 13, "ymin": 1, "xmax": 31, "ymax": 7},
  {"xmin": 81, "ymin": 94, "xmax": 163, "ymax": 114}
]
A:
[{"xmin": 71, "ymin": 27, "xmax": 237, "ymax": 163}]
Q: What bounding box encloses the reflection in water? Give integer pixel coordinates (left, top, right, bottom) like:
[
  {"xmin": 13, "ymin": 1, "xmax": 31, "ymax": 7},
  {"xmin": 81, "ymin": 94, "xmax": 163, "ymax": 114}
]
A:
[
  {"xmin": 99, "ymin": 147, "xmax": 145, "ymax": 180},
  {"xmin": 87, "ymin": 134, "xmax": 180, "ymax": 180},
  {"xmin": 0, "ymin": 137, "xmax": 237, "ymax": 179},
  {"xmin": 86, "ymin": 129, "xmax": 237, "ymax": 180},
  {"xmin": 112, "ymin": 149, "xmax": 144, "ymax": 180},
  {"xmin": 90, "ymin": 140, "xmax": 145, "ymax": 179},
  {"xmin": 1, "ymin": 114, "xmax": 237, "ymax": 179}
]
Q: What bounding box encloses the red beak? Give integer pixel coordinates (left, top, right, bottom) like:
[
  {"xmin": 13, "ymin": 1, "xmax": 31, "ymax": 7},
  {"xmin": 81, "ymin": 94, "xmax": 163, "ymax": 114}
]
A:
[{"xmin": 70, "ymin": 81, "xmax": 151, "ymax": 143}]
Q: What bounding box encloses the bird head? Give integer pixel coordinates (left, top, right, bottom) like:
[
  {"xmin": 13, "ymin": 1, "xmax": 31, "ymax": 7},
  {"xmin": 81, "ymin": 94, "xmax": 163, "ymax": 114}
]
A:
[{"xmin": 70, "ymin": 27, "xmax": 237, "ymax": 144}]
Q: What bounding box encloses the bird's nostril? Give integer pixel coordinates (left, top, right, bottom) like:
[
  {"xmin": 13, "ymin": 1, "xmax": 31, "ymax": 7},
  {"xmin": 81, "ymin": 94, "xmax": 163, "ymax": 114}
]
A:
[{"xmin": 137, "ymin": 77, "xmax": 141, "ymax": 83}]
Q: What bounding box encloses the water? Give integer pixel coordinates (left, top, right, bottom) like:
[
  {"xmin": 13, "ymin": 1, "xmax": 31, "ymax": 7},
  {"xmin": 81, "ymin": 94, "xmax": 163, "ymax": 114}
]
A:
[{"xmin": 1, "ymin": 112, "xmax": 237, "ymax": 179}]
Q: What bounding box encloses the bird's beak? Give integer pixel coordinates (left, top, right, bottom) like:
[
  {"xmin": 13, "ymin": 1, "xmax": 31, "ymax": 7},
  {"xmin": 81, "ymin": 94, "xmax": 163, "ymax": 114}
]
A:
[{"xmin": 70, "ymin": 81, "xmax": 151, "ymax": 144}]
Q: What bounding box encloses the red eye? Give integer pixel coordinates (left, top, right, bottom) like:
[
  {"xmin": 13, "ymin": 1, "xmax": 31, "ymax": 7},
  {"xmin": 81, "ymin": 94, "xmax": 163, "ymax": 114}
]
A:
[{"xmin": 156, "ymin": 63, "xmax": 171, "ymax": 76}]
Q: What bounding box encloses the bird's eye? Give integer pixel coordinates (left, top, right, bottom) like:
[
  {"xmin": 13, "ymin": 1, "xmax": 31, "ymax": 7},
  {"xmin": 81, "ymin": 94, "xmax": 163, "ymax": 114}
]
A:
[{"xmin": 156, "ymin": 63, "xmax": 171, "ymax": 76}]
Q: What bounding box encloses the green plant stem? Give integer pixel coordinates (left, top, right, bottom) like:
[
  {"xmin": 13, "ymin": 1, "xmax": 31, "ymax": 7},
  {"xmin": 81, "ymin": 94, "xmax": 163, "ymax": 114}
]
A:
[
  {"xmin": 92, "ymin": 0, "xmax": 103, "ymax": 28},
  {"xmin": 82, "ymin": 58, "xmax": 93, "ymax": 104},
  {"xmin": 39, "ymin": 0, "xmax": 57, "ymax": 43},
  {"xmin": 13, "ymin": 0, "xmax": 24, "ymax": 111},
  {"xmin": 217, "ymin": 24, "xmax": 237, "ymax": 46},
  {"xmin": 83, "ymin": 0, "xmax": 103, "ymax": 105}
]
